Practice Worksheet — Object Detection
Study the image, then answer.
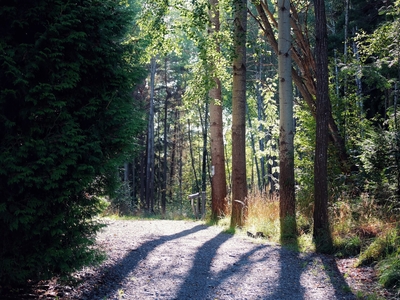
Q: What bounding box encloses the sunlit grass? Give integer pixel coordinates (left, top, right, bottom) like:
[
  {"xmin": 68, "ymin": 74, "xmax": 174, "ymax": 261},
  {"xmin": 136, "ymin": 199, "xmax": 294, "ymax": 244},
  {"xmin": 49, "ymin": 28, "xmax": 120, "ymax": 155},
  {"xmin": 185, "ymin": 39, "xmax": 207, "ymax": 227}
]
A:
[{"xmin": 245, "ymin": 190, "xmax": 280, "ymax": 243}]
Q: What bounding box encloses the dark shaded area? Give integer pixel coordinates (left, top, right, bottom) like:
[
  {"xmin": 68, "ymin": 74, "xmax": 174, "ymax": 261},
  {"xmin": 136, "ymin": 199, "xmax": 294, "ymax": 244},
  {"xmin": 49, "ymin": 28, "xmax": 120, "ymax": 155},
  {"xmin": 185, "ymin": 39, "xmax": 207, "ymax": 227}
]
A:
[{"xmin": 321, "ymin": 255, "xmax": 355, "ymax": 299}]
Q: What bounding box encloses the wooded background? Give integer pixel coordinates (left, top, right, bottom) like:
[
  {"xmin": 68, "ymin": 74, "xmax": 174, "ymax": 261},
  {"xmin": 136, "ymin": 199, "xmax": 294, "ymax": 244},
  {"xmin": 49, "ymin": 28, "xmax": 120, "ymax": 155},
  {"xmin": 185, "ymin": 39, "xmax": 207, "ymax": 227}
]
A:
[{"xmin": 1, "ymin": 0, "xmax": 400, "ymax": 291}]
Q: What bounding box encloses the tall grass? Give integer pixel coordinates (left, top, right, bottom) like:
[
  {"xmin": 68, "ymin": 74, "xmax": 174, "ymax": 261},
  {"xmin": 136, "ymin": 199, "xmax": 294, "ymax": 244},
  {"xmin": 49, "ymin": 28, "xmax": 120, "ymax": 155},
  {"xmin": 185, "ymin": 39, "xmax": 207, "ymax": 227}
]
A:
[{"xmin": 245, "ymin": 190, "xmax": 280, "ymax": 242}]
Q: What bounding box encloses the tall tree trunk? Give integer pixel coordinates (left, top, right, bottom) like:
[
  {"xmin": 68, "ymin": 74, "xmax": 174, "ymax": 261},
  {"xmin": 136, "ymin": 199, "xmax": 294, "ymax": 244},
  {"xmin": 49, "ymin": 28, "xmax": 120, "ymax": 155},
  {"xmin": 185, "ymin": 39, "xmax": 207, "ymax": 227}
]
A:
[
  {"xmin": 247, "ymin": 109, "xmax": 261, "ymax": 190},
  {"xmin": 169, "ymin": 108, "xmax": 179, "ymax": 202},
  {"xmin": 140, "ymin": 148, "xmax": 146, "ymax": 208},
  {"xmin": 201, "ymin": 100, "xmax": 209, "ymax": 216},
  {"xmin": 395, "ymin": 82, "xmax": 400, "ymax": 207},
  {"xmin": 161, "ymin": 58, "xmax": 170, "ymax": 216},
  {"xmin": 209, "ymin": 0, "xmax": 228, "ymax": 221},
  {"xmin": 145, "ymin": 57, "xmax": 156, "ymax": 213},
  {"xmin": 178, "ymin": 116, "xmax": 184, "ymax": 212},
  {"xmin": 230, "ymin": 0, "xmax": 248, "ymax": 228},
  {"xmin": 123, "ymin": 162, "xmax": 129, "ymax": 205},
  {"xmin": 224, "ymin": 142, "xmax": 232, "ymax": 192},
  {"xmin": 132, "ymin": 157, "xmax": 136, "ymax": 207},
  {"xmin": 313, "ymin": 0, "xmax": 333, "ymax": 252},
  {"xmin": 161, "ymin": 93, "xmax": 168, "ymax": 215},
  {"xmin": 188, "ymin": 119, "xmax": 200, "ymax": 192},
  {"xmin": 252, "ymin": 1, "xmax": 350, "ymax": 173},
  {"xmin": 256, "ymin": 57, "xmax": 266, "ymax": 190},
  {"xmin": 278, "ymin": 0, "xmax": 296, "ymax": 239}
]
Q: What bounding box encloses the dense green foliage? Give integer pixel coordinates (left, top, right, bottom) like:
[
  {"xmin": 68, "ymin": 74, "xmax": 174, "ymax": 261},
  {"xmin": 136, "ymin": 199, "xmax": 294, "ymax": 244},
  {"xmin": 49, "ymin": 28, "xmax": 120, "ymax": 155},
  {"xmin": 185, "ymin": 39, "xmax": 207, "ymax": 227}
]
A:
[{"xmin": 0, "ymin": 0, "xmax": 145, "ymax": 284}]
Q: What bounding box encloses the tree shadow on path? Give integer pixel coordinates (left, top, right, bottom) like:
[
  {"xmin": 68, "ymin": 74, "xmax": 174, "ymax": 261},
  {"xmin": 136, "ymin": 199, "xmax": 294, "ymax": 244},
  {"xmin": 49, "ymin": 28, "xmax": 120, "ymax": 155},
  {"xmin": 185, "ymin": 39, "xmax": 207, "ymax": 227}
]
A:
[
  {"xmin": 174, "ymin": 233, "xmax": 355, "ymax": 300},
  {"xmin": 321, "ymin": 255, "xmax": 356, "ymax": 299},
  {"xmin": 173, "ymin": 231, "xmax": 234, "ymax": 299},
  {"xmin": 81, "ymin": 222, "xmax": 355, "ymax": 300},
  {"xmin": 82, "ymin": 223, "xmax": 209, "ymax": 299},
  {"xmin": 174, "ymin": 234, "xmax": 279, "ymax": 299}
]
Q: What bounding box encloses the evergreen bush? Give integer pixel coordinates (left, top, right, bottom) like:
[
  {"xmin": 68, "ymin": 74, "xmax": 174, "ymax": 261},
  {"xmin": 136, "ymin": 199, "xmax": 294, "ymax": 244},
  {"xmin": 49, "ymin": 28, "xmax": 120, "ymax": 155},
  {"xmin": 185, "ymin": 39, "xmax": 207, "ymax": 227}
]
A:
[{"xmin": 0, "ymin": 0, "xmax": 145, "ymax": 285}]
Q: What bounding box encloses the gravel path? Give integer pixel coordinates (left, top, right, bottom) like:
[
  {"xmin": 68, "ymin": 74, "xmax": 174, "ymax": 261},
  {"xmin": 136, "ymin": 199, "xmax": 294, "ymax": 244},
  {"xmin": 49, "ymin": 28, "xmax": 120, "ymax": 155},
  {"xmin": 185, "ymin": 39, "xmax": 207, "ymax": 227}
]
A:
[{"xmin": 69, "ymin": 219, "xmax": 355, "ymax": 300}]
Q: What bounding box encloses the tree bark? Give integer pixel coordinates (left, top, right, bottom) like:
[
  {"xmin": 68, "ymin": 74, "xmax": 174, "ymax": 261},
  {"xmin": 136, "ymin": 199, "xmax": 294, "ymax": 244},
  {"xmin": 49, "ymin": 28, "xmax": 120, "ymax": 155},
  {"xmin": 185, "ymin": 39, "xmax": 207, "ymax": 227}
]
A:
[
  {"xmin": 256, "ymin": 59, "xmax": 266, "ymax": 191},
  {"xmin": 209, "ymin": 0, "xmax": 228, "ymax": 221},
  {"xmin": 313, "ymin": 0, "xmax": 333, "ymax": 252},
  {"xmin": 278, "ymin": 0, "xmax": 296, "ymax": 239},
  {"xmin": 168, "ymin": 107, "xmax": 179, "ymax": 202},
  {"xmin": 145, "ymin": 57, "xmax": 156, "ymax": 213},
  {"xmin": 247, "ymin": 109, "xmax": 260, "ymax": 190},
  {"xmin": 161, "ymin": 58, "xmax": 169, "ymax": 216},
  {"xmin": 252, "ymin": 1, "xmax": 350, "ymax": 173},
  {"xmin": 201, "ymin": 100, "xmax": 208, "ymax": 216},
  {"xmin": 230, "ymin": 0, "xmax": 248, "ymax": 228},
  {"xmin": 187, "ymin": 119, "xmax": 200, "ymax": 192}
]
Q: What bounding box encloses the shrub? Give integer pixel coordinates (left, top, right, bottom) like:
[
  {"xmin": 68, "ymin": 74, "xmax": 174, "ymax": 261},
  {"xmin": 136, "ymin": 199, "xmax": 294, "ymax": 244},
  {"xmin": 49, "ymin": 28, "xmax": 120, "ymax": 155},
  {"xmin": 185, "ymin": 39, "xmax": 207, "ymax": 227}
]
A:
[{"xmin": 0, "ymin": 0, "xmax": 145, "ymax": 285}]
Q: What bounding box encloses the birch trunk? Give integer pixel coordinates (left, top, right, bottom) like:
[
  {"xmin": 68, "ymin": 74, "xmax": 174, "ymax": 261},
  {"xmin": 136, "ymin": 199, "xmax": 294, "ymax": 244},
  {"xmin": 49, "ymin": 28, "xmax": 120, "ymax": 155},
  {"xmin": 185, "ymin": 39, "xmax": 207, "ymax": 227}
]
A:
[
  {"xmin": 278, "ymin": 0, "xmax": 296, "ymax": 239},
  {"xmin": 252, "ymin": 1, "xmax": 350, "ymax": 173}
]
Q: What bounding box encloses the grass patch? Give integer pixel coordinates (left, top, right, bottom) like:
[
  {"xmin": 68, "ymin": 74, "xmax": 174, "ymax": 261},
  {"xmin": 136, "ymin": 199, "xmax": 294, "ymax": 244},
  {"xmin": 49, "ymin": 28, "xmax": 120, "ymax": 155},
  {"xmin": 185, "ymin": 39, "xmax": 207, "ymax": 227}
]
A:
[
  {"xmin": 245, "ymin": 191, "xmax": 280, "ymax": 243},
  {"xmin": 377, "ymin": 255, "xmax": 400, "ymax": 291},
  {"xmin": 333, "ymin": 235, "xmax": 362, "ymax": 258},
  {"xmin": 357, "ymin": 227, "xmax": 399, "ymax": 266}
]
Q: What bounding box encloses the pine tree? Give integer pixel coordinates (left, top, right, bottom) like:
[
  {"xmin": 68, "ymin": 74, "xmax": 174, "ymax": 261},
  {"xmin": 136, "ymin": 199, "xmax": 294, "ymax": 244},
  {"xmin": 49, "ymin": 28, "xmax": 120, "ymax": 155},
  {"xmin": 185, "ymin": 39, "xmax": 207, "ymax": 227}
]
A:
[
  {"xmin": 314, "ymin": 0, "xmax": 333, "ymax": 252},
  {"xmin": 0, "ymin": 0, "xmax": 146, "ymax": 284},
  {"xmin": 230, "ymin": 0, "xmax": 248, "ymax": 228}
]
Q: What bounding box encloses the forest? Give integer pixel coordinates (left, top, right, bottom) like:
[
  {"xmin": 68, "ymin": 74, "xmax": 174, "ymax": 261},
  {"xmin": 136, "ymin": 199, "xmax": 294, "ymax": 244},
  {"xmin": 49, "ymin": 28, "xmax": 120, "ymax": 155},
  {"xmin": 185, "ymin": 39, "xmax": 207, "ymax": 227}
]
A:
[{"xmin": 1, "ymin": 0, "xmax": 400, "ymax": 297}]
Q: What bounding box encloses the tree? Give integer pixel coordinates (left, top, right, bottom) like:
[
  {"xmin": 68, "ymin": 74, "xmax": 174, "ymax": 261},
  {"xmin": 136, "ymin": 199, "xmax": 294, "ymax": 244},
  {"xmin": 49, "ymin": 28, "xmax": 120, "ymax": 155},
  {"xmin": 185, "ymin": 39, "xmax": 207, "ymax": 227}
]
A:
[
  {"xmin": 209, "ymin": 0, "xmax": 228, "ymax": 221},
  {"xmin": 277, "ymin": 0, "xmax": 296, "ymax": 239},
  {"xmin": 145, "ymin": 57, "xmax": 156, "ymax": 213},
  {"xmin": 0, "ymin": 0, "xmax": 145, "ymax": 284},
  {"xmin": 230, "ymin": 0, "xmax": 248, "ymax": 228},
  {"xmin": 251, "ymin": 1, "xmax": 349, "ymax": 173},
  {"xmin": 313, "ymin": 0, "xmax": 333, "ymax": 252}
]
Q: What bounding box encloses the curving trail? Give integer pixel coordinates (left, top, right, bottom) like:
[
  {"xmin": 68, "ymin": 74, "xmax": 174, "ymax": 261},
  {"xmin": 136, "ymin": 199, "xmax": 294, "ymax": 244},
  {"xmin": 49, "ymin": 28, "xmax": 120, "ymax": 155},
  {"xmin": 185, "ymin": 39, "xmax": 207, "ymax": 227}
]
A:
[{"xmin": 73, "ymin": 220, "xmax": 355, "ymax": 300}]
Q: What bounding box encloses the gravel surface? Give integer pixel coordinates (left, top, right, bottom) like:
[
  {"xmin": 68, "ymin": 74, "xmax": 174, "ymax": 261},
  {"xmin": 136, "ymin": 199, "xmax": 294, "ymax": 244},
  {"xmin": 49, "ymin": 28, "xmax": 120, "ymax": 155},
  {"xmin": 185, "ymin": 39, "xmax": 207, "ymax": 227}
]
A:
[{"xmin": 62, "ymin": 219, "xmax": 356, "ymax": 300}]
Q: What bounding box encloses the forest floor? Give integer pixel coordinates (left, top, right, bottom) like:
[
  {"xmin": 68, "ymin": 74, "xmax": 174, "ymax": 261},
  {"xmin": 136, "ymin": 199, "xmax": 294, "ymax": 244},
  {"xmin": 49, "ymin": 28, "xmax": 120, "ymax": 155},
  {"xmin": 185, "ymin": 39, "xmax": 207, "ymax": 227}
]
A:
[{"xmin": 3, "ymin": 219, "xmax": 396, "ymax": 299}]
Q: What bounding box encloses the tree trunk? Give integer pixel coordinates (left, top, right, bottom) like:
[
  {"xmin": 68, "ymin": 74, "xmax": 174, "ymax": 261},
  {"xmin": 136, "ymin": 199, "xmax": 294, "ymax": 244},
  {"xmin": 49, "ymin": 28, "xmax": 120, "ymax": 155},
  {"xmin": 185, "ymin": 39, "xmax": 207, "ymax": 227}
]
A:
[
  {"xmin": 161, "ymin": 71, "xmax": 169, "ymax": 216},
  {"xmin": 145, "ymin": 57, "xmax": 156, "ymax": 213},
  {"xmin": 123, "ymin": 162, "xmax": 130, "ymax": 205},
  {"xmin": 201, "ymin": 100, "xmax": 208, "ymax": 216},
  {"xmin": 188, "ymin": 119, "xmax": 200, "ymax": 192},
  {"xmin": 247, "ymin": 109, "xmax": 261, "ymax": 190},
  {"xmin": 230, "ymin": 0, "xmax": 248, "ymax": 228},
  {"xmin": 168, "ymin": 108, "xmax": 179, "ymax": 202},
  {"xmin": 140, "ymin": 147, "xmax": 146, "ymax": 208},
  {"xmin": 252, "ymin": 1, "xmax": 350, "ymax": 173},
  {"xmin": 256, "ymin": 58, "xmax": 266, "ymax": 191},
  {"xmin": 178, "ymin": 119, "xmax": 184, "ymax": 212},
  {"xmin": 209, "ymin": 0, "xmax": 228, "ymax": 221},
  {"xmin": 278, "ymin": 0, "xmax": 296, "ymax": 239},
  {"xmin": 161, "ymin": 58, "xmax": 171, "ymax": 216},
  {"xmin": 132, "ymin": 157, "xmax": 136, "ymax": 207},
  {"xmin": 313, "ymin": 0, "xmax": 333, "ymax": 252},
  {"xmin": 224, "ymin": 142, "xmax": 232, "ymax": 192}
]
